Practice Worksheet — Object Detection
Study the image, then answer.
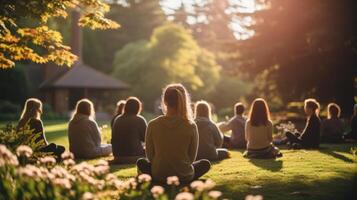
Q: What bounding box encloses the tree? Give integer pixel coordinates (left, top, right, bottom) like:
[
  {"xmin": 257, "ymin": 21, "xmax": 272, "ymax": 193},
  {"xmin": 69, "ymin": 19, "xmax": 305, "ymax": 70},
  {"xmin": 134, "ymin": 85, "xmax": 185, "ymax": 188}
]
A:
[
  {"xmin": 82, "ymin": 0, "xmax": 166, "ymax": 72},
  {"xmin": 112, "ymin": 23, "xmax": 221, "ymax": 109},
  {"xmin": 0, "ymin": 0, "xmax": 119, "ymax": 69},
  {"xmin": 234, "ymin": 0, "xmax": 357, "ymax": 113}
]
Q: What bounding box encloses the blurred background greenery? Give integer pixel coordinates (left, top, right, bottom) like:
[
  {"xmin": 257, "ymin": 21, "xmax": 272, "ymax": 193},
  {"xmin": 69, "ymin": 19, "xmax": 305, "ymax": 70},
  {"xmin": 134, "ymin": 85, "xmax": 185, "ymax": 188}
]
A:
[{"xmin": 1, "ymin": 0, "xmax": 356, "ymax": 122}]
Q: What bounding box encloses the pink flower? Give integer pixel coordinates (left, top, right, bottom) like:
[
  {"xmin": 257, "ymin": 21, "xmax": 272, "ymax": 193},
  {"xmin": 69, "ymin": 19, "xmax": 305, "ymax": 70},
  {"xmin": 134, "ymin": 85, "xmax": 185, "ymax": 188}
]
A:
[
  {"xmin": 175, "ymin": 192, "xmax": 194, "ymax": 200},
  {"xmin": 138, "ymin": 173, "xmax": 152, "ymax": 183},
  {"xmin": 190, "ymin": 180, "xmax": 205, "ymax": 191},
  {"xmin": 16, "ymin": 145, "xmax": 33, "ymax": 158},
  {"xmin": 38, "ymin": 156, "xmax": 56, "ymax": 165},
  {"xmin": 151, "ymin": 185, "xmax": 164, "ymax": 198},
  {"xmin": 167, "ymin": 176, "xmax": 180, "ymax": 186},
  {"xmin": 208, "ymin": 190, "xmax": 222, "ymax": 199},
  {"xmin": 61, "ymin": 151, "xmax": 74, "ymax": 160},
  {"xmin": 0, "ymin": 145, "xmax": 19, "ymax": 166},
  {"xmin": 245, "ymin": 195, "xmax": 263, "ymax": 200},
  {"xmin": 82, "ymin": 192, "xmax": 94, "ymax": 200}
]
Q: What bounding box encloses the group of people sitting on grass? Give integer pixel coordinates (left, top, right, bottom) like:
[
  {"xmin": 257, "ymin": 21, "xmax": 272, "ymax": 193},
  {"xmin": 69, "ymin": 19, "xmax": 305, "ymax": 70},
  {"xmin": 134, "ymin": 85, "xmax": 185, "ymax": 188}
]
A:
[{"xmin": 15, "ymin": 83, "xmax": 357, "ymax": 183}]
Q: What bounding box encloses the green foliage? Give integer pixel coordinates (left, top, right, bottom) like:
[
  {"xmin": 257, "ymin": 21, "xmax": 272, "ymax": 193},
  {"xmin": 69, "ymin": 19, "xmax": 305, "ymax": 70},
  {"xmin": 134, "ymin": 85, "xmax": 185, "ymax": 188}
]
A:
[
  {"xmin": 206, "ymin": 74, "xmax": 253, "ymax": 110},
  {"xmin": 112, "ymin": 23, "xmax": 221, "ymax": 109},
  {"xmin": 0, "ymin": 65, "xmax": 28, "ymax": 103},
  {"xmin": 83, "ymin": 0, "xmax": 166, "ymax": 72},
  {"xmin": 0, "ymin": 124, "xmax": 52, "ymax": 162},
  {"xmin": 0, "ymin": 0, "xmax": 119, "ymax": 69},
  {"xmin": 236, "ymin": 0, "xmax": 357, "ymax": 113}
]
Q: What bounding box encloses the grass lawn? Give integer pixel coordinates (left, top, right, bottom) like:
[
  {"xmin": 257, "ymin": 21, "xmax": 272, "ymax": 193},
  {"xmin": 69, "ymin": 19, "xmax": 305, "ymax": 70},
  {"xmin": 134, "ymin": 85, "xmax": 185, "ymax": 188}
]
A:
[{"xmin": 1, "ymin": 120, "xmax": 357, "ymax": 200}]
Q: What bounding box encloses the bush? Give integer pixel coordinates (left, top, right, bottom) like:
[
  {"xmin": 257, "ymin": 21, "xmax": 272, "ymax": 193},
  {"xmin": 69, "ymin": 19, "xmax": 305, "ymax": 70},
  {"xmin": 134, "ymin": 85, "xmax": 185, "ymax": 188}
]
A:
[{"xmin": 0, "ymin": 145, "xmax": 230, "ymax": 200}]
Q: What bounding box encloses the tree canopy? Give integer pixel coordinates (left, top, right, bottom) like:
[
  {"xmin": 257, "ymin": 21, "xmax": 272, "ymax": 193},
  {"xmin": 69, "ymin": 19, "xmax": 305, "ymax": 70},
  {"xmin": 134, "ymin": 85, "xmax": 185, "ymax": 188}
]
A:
[
  {"xmin": 82, "ymin": 0, "xmax": 166, "ymax": 72},
  {"xmin": 112, "ymin": 23, "xmax": 221, "ymax": 109},
  {"xmin": 0, "ymin": 0, "xmax": 119, "ymax": 69}
]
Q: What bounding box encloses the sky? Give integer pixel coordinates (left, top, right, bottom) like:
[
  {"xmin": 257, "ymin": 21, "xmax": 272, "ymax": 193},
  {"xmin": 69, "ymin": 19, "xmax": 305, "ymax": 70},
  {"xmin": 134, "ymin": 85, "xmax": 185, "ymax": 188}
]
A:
[{"xmin": 160, "ymin": 0, "xmax": 261, "ymax": 40}]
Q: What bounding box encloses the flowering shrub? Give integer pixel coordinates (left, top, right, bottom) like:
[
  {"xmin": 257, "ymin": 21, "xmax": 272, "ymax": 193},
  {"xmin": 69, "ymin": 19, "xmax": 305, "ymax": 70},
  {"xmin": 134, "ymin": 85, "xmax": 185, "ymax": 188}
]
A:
[
  {"xmin": 275, "ymin": 121, "xmax": 297, "ymax": 134},
  {"xmin": 0, "ymin": 145, "xmax": 247, "ymax": 200},
  {"xmin": 274, "ymin": 121, "xmax": 297, "ymax": 140},
  {"xmin": 0, "ymin": 124, "xmax": 52, "ymax": 163}
]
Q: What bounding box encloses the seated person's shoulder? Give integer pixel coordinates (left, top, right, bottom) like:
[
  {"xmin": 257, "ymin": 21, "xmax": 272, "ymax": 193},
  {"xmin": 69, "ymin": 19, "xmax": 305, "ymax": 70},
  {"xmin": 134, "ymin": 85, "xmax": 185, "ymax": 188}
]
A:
[
  {"xmin": 137, "ymin": 115, "xmax": 147, "ymax": 123},
  {"xmin": 148, "ymin": 115, "xmax": 164, "ymax": 126}
]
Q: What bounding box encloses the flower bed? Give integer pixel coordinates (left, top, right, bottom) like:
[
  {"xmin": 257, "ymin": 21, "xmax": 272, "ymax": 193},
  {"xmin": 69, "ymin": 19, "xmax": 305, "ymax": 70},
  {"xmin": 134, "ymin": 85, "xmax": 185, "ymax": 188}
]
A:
[{"xmin": 0, "ymin": 144, "xmax": 264, "ymax": 200}]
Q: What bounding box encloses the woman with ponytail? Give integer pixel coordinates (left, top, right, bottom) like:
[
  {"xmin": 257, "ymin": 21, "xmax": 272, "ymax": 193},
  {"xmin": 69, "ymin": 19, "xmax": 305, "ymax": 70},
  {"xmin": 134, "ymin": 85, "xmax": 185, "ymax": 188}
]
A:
[
  {"xmin": 286, "ymin": 98, "xmax": 321, "ymax": 148},
  {"xmin": 137, "ymin": 84, "xmax": 211, "ymax": 183}
]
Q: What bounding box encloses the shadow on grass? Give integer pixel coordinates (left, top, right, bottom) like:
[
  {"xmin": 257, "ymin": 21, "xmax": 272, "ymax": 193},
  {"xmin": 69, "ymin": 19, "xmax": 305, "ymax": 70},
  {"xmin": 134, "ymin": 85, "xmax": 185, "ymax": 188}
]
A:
[
  {"xmin": 248, "ymin": 159, "xmax": 283, "ymax": 172},
  {"xmin": 318, "ymin": 147, "xmax": 354, "ymax": 163},
  {"xmin": 216, "ymin": 174, "xmax": 357, "ymax": 200}
]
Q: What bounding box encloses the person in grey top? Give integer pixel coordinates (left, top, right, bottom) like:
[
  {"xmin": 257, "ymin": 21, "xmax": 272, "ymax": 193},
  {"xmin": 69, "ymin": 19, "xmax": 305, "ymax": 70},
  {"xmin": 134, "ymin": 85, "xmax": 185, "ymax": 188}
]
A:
[
  {"xmin": 68, "ymin": 99, "xmax": 112, "ymax": 159},
  {"xmin": 111, "ymin": 97, "xmax": 147, "ymax": 164},
  {"xmin": 195, "ymin": 101, "xmax": 230, "ymax": 161},
  {"xmin": 219, "ymin": 102, "xmax": 247, "ymax": 149}
]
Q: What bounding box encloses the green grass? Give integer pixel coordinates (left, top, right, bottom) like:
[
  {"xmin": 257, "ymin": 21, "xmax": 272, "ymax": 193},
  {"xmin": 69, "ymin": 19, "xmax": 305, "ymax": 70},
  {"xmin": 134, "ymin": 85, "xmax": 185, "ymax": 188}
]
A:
[{"xmin": 2, "ymin": 121, "xmax": 357, "ymax": 200}]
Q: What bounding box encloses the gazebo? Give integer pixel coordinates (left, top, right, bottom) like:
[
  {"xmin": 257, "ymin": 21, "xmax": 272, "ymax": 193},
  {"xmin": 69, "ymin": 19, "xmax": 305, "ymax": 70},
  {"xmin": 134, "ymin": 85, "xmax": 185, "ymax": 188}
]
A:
[
  {"xmin": 39, "ymin": 62, "xmax": 129, "ymax": 114},
  {"xmin": 39, "ymin": 11, "xmax": 129, "ymax": 114}
]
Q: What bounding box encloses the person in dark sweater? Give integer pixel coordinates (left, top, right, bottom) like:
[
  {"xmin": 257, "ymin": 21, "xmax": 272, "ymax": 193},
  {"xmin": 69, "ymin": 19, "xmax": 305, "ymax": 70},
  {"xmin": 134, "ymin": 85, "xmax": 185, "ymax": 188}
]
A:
[
  {"xmin": 110, "ymin": 100, "xmax": 126, "ymax": 129},
  {"xmin": 344, "ymin": 104, "xmax": 357, "ymax": 140},
  {"xmin": 286, "ymin": 98, "xmax": 321, "ymax": 149},
  {"xmin": 321, "ymin": 103, "xmax": 344, "ymax": 142},
  {"xmin": 111, "ymin": 97, "xmax": 147, "ymax": 164},
  {"xmin": 17, "ymin": 98, "xmax": 65, "ymax": 161},
  {"xmin": 194, "ymin": 101, "xmax": 230, "ymax": 161},
  {"xmin": 219, "ymin": 102, "xmax": 247, "ymax": 149}
]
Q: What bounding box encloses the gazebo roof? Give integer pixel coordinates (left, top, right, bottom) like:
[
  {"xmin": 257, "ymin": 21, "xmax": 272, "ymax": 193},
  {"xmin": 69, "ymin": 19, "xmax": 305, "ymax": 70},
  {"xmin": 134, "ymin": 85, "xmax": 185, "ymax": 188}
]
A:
[{"xmin": 40, "ymin": 63, "xmax": 129, "ymax": 89}]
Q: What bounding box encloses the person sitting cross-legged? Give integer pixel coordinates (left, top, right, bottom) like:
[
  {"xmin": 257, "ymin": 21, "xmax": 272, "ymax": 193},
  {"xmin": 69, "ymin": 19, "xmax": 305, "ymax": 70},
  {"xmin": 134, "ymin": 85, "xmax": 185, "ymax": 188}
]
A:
[
  {"xmin": 68, "ymin": 99, "xmax": 112, "ymax": 159},
  {"xmin": 321, "ymin": 103, "xmax": 344, "ymax": 143},
  {"xmin": 136, "ymin": 84, "xmax": 211, "ymax": 183},
  {"xmin": 194, "ymin": 100, "xmax": 230, "ymax": 161},
  {"xmin": 219, "ymin": 102, "xmax": 247, "ymax": 149},
  {"xmin": 17, "ymin": 98, "xmax": 65, "ymax": 161},
  {"xmin": 244, "ymin": 98, "xmax": 282, "ymax": 159},
  {"xmin": 285, "ymin": 98, "xmax": 321, "ymax": 149},
  {"xmin": 111, "ymin": 97, "xmax": 147, "ymax": 164}
]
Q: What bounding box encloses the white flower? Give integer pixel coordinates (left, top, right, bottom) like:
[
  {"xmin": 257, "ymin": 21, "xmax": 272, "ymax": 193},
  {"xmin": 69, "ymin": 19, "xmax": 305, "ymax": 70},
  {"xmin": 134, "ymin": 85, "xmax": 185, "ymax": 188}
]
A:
[
  {"xmin": 175, "ymin": 192, "xmax": 194, "ymax": 200},
  {"xmin": 16, "ymin": 145, "xmax": 33, "ymax": 158},
  {"xmin": 52, "ymin": 178, "xmax": 71, "ymax": 189},
  {"xmin": 138, "ymin": 174, "xmax": 152, "ymax": 183},
  {"xmin": 123, "ymin": 178, "xmax": 137, "ymax": 189},
  {"xmin": 82, "ymin": 192, "xmax": 94, "ymax": 200},
  {"xmin": 64, "ymin": 159, "xmax": 75, "ymax": 167},
  {"xmin": 245, "ymin": 195, "xmax": 263, "ymax": 200},
  {"xmin": 94, "ymin": 165, "xmax": 109, "ymax": 176},
  {"xmin": 0, "ymin": 145, "xmax": 19, "ymax": 166},
  {"xmin": 39, "ymin": 156, "xmax": 56, "ymax": 165},
  {"xmin": 151, "ymin": 185, "xmax": 164, "ymax": 198},
  {"xmin": 190, "ymin": 180, "xmax": 205, "ymax": 191},
  {"xmin": 61, "ymin": 151, "xmax": 74, "ymax": 160},
  {"xmin": 105, "ymin": 173, "xmax": 117, "ymax": 182},
  {"xmin": 208, "ymin": 190, "xmax": 222, "ymax": 199},
  {"xmin": 204, "ymin": 179, "xmax": 216, "ymax": 190},
  {"xmin": 113, "ymin": 180, "xmax": 124, "ymax": 190},
  {"xmin": 96, "ymin": 159, "xmax": 109, "ymax": 167},
  {"xmin": 167, "ymin": 176, "xmax": 180, "ymax": 186}
]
